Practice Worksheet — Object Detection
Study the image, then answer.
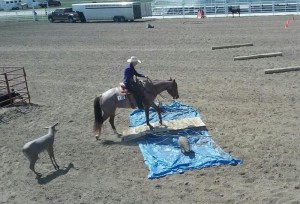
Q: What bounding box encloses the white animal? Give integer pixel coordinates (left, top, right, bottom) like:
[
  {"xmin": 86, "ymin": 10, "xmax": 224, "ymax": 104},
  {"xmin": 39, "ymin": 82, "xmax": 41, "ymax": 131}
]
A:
[
  {"xmin": 22, "ymin": 123, "xmax": 59, "ymax": 177},
  {"xmin": 178, "ymin": 136, "xmax": 191, "ymax": 154}
]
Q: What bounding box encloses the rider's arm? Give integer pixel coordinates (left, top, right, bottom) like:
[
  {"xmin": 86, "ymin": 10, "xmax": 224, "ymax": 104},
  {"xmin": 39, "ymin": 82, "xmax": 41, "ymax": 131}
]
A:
[{"xmin": 133, "ymin": 68, "xmax": 145, "ymax": 78}]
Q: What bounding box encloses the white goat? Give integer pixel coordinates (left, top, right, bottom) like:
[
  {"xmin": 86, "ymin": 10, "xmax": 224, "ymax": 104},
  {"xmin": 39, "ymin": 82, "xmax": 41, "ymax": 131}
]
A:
[{"xmin": 22, "ymin": 123, "xmax": 59, "ymax": 177}]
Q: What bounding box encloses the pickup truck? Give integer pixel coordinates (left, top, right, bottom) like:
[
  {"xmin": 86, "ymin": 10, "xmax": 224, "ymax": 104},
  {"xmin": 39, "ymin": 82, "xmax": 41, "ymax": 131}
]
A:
[
  {"xmin": 48, "ymin": 8, "xmax": 86, "ymax": 23},
  {"xmin": 39, "ymin": 0, "xmax": 61, "ymax": 8}
]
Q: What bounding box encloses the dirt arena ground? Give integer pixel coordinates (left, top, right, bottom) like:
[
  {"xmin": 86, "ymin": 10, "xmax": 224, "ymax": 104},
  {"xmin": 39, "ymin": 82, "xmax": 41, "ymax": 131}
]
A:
[{"xmin": 0, "ymin": 15, "xmax": 299, "ymax": 203}]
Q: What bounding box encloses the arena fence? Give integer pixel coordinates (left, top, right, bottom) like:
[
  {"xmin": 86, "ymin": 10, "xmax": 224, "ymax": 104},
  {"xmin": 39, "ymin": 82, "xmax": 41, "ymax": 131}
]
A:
[
  {"xmin": 0, "ymin": 0, "xmax": 299, "ymax": 22},
  {"xmin": 0, "ymin": 67, "xmax": 30, "ymax": 108},
  {"xmin": 0, "ymin": 9, "xmax": 52, "ymax": 22},
  {"xmin": 152, "ymin": 0, "xmax": 300, "ymax": 16}
]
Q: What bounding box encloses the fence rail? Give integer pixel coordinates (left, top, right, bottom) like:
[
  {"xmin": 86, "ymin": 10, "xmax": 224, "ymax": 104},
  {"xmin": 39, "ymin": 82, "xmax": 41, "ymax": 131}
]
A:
[
  {"xmin": 0, "ymin": 9, "xmax": 53, "ymax": 22},
  {"xmin": 0, "ymin": 1, "xmax": 299, "ymax": 22},
  {"xmin": 152, "ymin": 0, "xmax": 300, "ymax": 16}
]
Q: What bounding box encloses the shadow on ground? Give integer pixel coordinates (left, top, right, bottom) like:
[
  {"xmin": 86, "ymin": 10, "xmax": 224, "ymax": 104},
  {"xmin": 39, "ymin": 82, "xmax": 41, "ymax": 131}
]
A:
[{"xmin": 37, "ymin": 162, "xmax": 77, "ymax": 185}]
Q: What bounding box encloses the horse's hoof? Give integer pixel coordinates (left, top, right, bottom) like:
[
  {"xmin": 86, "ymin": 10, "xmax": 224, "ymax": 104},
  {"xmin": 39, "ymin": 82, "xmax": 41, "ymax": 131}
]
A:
[
  {"xmin": 36, "ymin": 173, "xmax": 42, "ymax": 178},
  {"xmin": 95, "ymin": 135, "xmax": 99, "ymax": 140},
  {"xmin": 113, "ymin": 130, "xmax": 122, "ymax": 137}
]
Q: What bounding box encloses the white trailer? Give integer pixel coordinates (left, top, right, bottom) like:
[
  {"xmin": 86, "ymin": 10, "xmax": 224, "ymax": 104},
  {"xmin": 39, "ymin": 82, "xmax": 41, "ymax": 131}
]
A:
[
  {"xmin": 0, "ymin": 0, "xmax": 21, "ymax": 10},
  {"xmin": 72, "ymin": 2, "xmax": 152, "ymax": 22}
]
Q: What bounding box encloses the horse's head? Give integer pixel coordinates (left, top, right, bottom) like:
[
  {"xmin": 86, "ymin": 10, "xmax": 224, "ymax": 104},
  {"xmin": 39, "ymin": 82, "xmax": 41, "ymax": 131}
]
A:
[{"xmin": 167, "ymin": 78, "xmax": 179, "ymax": 99}]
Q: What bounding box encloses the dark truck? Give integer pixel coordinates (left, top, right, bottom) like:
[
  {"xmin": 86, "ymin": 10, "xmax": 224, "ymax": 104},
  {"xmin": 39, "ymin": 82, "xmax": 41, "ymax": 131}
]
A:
[
  {"xmin": 39, "ymin": 0, "xmax": 61, "ymax": 8},
  {"xmin": 48, "ymin": 8, "xmax": 86, "ymax": 23}
]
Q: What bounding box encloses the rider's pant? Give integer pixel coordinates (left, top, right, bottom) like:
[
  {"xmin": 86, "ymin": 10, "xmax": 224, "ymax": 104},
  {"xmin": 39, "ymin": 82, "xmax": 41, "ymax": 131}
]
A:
[{"xmin": 125, "ymin": 82, "xmax": 144, "ymax": 109}]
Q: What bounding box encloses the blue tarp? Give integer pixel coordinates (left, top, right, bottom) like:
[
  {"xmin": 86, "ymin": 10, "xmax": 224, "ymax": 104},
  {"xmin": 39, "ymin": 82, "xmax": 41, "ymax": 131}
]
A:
[
  {"xmin": 129, "ymin": 101, "xmax": 199, "ymax": 127},
  {"xmin": 129, "ymin": 101, "xmax": 243, "ymax": 179}
]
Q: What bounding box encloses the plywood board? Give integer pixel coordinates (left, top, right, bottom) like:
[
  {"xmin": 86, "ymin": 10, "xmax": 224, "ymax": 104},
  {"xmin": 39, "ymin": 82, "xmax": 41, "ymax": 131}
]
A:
[{"xmin": 122, "ymin": 117, "xmax": 206, "ymax": 142}]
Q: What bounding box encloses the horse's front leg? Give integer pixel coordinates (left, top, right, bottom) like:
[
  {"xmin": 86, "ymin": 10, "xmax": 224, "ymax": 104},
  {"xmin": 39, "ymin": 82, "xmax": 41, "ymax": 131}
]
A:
[
  {"xmin": 151, "ymin": 103, "xmax": 162, "ymax": 125},
  {"xmin": 145, "ymin": 107, "xmax": 154, "ymax": 130}
]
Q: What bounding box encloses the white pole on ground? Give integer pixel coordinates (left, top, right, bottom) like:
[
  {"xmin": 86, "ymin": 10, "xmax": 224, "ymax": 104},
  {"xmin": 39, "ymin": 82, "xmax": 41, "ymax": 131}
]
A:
[
  {"xmin": 264, "ymin": 66, "xmax": 300, "ymax": 74},
  {"xmin": 234, "ymin": 52, "xmax": 283, "ymax": 61},
  {"xmin": 212, "ymin": 43, "xmax": 253, "ymax": 50}
]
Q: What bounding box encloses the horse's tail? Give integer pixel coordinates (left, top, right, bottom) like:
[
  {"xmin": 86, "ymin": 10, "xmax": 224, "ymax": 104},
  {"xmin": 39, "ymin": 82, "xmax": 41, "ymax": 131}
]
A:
[{"xmin": 93, "ymin": 96, "xmax": 103, "ymax": 134}]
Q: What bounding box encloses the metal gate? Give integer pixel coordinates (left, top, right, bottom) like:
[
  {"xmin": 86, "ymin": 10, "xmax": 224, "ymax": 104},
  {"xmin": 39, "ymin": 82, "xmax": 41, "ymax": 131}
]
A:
[{"xmin": 0, "ymin": 66, "xmax": 30, "ymax": 108}]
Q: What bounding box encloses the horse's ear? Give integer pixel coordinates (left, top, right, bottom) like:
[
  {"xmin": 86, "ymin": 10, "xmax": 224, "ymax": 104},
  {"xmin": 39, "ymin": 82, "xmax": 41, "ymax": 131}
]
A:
[
  {"xmin": 173, "ymin": 79, "xmax": 176, "ymax": 82},
  {"xmin": 169, "ymin": 77, "xmax": 172, "ymax": 81}
]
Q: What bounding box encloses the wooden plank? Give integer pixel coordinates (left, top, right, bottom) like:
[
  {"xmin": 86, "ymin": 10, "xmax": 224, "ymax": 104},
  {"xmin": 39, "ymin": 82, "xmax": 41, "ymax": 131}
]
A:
[
  {"xmin": 264, "ymin": 66, "xmax": 300, "ymax": 74},
  {"xmin": 234, "ymin": 52, "xmax": 283, "ymax": 61},
  {"xmin": 122, "ymin": 117, "xmax": 206, "ymax": 142},
  {"xmin": 212, "ymin": 43, "xmax": 253, "ymax": 50}
]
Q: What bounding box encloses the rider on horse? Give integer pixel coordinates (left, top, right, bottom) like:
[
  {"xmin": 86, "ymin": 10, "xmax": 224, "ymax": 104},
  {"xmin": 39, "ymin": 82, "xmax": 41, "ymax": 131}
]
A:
[{"xmin": 123, "ymin": 56, "xmax": 147, "ymax": 110}]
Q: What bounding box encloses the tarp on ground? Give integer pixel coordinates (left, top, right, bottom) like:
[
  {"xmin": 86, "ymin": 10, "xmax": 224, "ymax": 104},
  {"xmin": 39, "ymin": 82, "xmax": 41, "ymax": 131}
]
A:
[{"xmin": 129, "ymin": 101, "xmax": 243, "ymax": 179}]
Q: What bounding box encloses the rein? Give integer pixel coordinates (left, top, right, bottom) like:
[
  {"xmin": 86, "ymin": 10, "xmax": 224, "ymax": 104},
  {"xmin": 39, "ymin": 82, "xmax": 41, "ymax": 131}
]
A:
[
  {"xmin": 145, "ymin": 77, "xmax": 168, "ymax": 100},
  {"xmin": 144, "ymin": 77, "xmax": 158, "ymax": 95}
]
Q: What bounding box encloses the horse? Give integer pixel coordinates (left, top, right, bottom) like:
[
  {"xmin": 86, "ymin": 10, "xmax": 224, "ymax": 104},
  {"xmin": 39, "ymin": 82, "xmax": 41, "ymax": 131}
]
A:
[
  {"xmin": 93, "ymin": 78, "xmax": 179, "ymax": 140},
  {"xmin": 228, "ymin": 6, "xmax": 240, "ymax": 17}
]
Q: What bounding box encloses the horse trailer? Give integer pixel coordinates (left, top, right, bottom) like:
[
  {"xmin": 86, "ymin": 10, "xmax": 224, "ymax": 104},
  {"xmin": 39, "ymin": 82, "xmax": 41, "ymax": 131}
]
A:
[
  {"xmin": 72, "ymin": 2, "xmax": 152, "ymax": 22},
  {"xmin": 0, "ymin": 0, "xmax": 21, "ymax": 11}
]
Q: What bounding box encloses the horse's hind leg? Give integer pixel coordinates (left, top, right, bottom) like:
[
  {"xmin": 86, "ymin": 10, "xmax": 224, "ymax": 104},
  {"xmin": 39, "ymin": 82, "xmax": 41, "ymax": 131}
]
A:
[
  {"xmin": 109, "ymin": 115, "xmax": 121, "ymax": 137},
  {"xmin": 29, "ymin": 157, "xmax": 41, "ymax": 178},
  {"xmin": 95, "ymin": 113, "xmax": 110, "ymax": 140}
]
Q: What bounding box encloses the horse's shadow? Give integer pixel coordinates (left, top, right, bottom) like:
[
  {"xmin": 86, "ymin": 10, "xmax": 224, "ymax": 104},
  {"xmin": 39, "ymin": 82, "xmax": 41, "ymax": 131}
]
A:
[
  {"xmin": 100, "ymin": 126, "xmax": 208, "ymax": 147},
  {"xmin": 101, "ymin": 137, "xmax": 142, "ymax": 146},
  {"xmin": 37, "ymin": 162, "xmax": 76, "ymax": 185}
]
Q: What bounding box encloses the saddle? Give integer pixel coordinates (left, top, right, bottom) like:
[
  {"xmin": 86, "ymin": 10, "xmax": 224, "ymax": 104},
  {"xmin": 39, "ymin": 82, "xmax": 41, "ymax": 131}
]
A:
[
  {"xmin": 117, "ymin": 80, "xmax": 146, "ymax": 109},
  {"xmin": 118, "ymin": 83, "xmax": 131, "ymax": 96},
  {"xmin": 118, "ymin": 79, "xmax": 146, "ymax": 96},
  {"xmin": 116, "ymin": 84, "xmax": 134, "ymax": 109}
]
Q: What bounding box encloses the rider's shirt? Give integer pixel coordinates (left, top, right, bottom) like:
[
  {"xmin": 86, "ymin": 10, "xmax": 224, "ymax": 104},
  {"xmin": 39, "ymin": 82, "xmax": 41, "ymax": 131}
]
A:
[{"xmin": 123, "ymin": 64, "xmax": 145, "ymax": 87}]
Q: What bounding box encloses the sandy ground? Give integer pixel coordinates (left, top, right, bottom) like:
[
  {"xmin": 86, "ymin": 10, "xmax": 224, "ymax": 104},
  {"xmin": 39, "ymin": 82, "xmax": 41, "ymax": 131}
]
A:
[{"xmin": 0, "ymin": 15, "xmax": 300, "ymax": 203}]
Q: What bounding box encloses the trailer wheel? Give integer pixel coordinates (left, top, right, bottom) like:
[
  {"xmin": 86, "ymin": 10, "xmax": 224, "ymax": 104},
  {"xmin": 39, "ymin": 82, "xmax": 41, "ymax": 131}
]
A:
[
  {"xmin": 48, "ymin": 17, "xmax": 54, "ymax": 23},
  {"xmin": 120, "ymin": 16, "xmax": 125, "ymax": 22},
  {"xmin": 68, "ymin": 17, "xmax": 75, "ymax": 23},
  {"xmin": 113, "ymin": 16, "xmax": 118, "ymax": 22}
]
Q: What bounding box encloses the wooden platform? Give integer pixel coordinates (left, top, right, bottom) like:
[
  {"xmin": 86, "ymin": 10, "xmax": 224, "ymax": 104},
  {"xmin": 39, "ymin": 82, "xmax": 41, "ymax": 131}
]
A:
[{"xmin": 122, "ymin": 117, "xmax": 206, "ymax": 142}]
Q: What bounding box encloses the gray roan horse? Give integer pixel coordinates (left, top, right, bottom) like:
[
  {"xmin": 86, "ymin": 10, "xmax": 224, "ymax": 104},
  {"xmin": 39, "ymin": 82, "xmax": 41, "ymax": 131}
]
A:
[{"xmin": 93, "ymin": 78, "xmax": 179, "ymax": 140}]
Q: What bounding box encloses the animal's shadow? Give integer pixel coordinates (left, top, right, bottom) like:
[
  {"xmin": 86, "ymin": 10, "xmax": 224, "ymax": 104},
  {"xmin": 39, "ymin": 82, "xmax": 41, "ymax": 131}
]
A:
[
  {"xmin": 100, "ymin": 137, "xmax": 142, "ymax": 146},
  {"xmin": 182, "ymin": 150, "xmax": 196, "ymax": 159},
  {"xmin": 37, "ymin": 162, "xmax": 76, "ymax": 185},
  {"xmin": 100, "ymin": 126, "xmax": 208, "ymax": 147}
]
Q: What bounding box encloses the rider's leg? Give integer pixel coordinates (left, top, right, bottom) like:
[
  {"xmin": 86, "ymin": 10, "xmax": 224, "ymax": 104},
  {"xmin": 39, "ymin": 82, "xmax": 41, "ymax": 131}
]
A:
[
  {"xmin": 126, "ymin": 83, "xmax": 144, "ymax": 110},
  {"xmin": 132, "ymin": 83, "xmax": 144, "ymax": 110},
  {"xmin": 135, "ymin": 93, "xmax": 144, "ymax": 110}
]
